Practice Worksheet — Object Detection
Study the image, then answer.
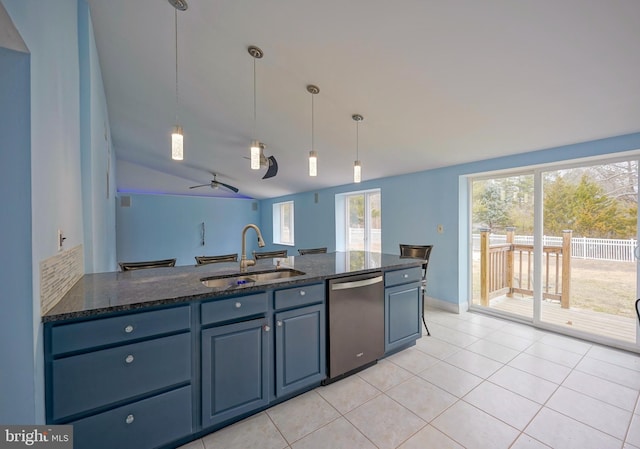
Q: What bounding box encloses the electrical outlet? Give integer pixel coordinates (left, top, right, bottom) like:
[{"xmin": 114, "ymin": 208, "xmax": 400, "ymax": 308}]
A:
[{"xmin": 437, "ymin": 224, "xmax": 444, "ymax": 234}]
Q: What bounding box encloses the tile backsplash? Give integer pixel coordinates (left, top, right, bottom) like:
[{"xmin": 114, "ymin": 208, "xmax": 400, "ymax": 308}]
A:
[{"xmin": 40, "ymin": 245, "xmax": 83, "ymax": 315}]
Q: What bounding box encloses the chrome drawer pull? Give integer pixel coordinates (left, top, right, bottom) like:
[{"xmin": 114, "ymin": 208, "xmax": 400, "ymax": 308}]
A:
[
  {"xmin": 125, "ymin": 355, "xmax": 134, "ymax": 364},
  {"xmin": 299, "ymin": 290, "xmax": 306, "ymax": 296},
  {"xmin": 277, "ymin": 320, "xmax": 283, "ymax": 327},
  {"xmin": 235, "ymin": 302, "xmax": 242, "ymax": 309},
  {"xmin": 124, "ymin": 325, "xmax": 134, "ymax": 333},
  {"xmin": 125, "ymin": 414, "xmax": 135, "ymax": 424},
  {"xmin": 403, "ymin": 274, "xmax": 409, "ymax": 278}
]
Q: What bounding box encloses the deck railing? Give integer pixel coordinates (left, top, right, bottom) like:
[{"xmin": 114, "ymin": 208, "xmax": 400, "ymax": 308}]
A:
[
  {"xmin": 480, "ymin": 228, "xmax": 572, "ymax": 308},
  {"xmin": 473, "ymin": 234, "xmax": 637, "ymax": 262}
]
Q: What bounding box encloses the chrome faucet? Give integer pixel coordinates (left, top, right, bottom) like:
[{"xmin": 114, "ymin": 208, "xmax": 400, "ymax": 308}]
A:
[{"xmin": 240, "ymin": 224, "xmax": 265, "ymax": 272}]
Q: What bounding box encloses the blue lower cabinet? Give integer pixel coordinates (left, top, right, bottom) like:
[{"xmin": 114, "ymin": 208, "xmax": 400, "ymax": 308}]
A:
[
  {"xmin": 385, "ymin": 281, "xmax": 422, "ymax": 353},
  {"xmin": 71, "ymin": 386, "xmax": 193, "ymax": 449},
  {"xmin": 274, "ymin": 304, "xmax": 326, "ymax": 397},
  {"xmin": 201, "ymin": 317, "xmax": 270, "ymax": 428},
  {"xmin": 51, "ymin": 333, "xmax": 191, "ymax": 422}
]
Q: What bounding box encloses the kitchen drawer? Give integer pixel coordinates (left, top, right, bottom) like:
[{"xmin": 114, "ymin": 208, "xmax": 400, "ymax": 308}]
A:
[
  {"xmin": 72, "ymin": 385, "xmax": 192, "ymax": 449},
  {"xmin": 51, "ymin": 332, "xmax": 191, "ymax": 422},
  {"xmin": 274, "ymin": 283, "xmax": 324, "ymax": 310},
  {"xmin": 51, "ymin": 306, "xmax": 191, "ymax": 355},
  {"xmin": 201, "ymin": 293, "xmax": 268, "ymax": 326},
  {"xmin": 384, "ymin": 267, "xmax": 422, "ymax": 287}
]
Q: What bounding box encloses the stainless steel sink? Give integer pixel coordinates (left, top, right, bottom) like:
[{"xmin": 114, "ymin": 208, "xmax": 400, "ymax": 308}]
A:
[{"xmin": 201, "ymin": 268, "xmax": 306, "ymax": 288}]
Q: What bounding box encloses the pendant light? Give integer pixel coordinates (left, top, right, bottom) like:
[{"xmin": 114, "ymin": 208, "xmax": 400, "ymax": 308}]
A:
[
  {"xmin": 169, "ymin": 0, "xmax": 187, "ymax": 160},
  {"xmin": 248, "ymin": 46, "xmax": 264, "ymax": 170},
  {"xmin": 307, "ymin": 85, "xmax": 319, "ymax": 176},
  {"xmin": 352, "ymin": 114, "xmax": 363, "ymax": 183}
]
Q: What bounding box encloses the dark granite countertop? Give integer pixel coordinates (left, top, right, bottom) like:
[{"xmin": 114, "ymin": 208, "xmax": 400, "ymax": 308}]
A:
[{"xmin": 43, "ymin": 252, "xmax": 423, "ymax": 323}]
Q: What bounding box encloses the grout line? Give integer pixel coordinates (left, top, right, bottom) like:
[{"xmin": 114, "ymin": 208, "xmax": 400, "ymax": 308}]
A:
[{"xmin": 622, "ymin": 389, "xmax": 640, "ymax": 447}]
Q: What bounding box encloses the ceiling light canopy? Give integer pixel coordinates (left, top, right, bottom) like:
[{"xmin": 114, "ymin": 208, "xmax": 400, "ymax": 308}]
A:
[
  {"xmin": 169, "ymin": 0, "xmax": 187, "ymax": 161},
  {"xmin": 307, "ymin": 85, "xmax": 319, "ymax": 177},
  {"xmin": 352, "ymin": 114, "xmax": 363, "ymax": 183},
  {"xmin": 248, "ymin": 45, "xmax": 264, "ymax": 170}
]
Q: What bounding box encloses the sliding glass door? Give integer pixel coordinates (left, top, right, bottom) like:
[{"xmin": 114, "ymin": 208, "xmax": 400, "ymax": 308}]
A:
[
  {"xmin": 469, "ymin": 157, "xmax": 639, "ymax": 349},
  {"xmin": 540, "ymin": 161, "xmax": 638, "ymax": 344}
]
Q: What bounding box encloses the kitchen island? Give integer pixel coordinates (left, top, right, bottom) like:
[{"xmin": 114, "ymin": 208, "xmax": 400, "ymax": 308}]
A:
[{"xmin": 43, "ymin": 251, "xmax": 425, "ymax": 449}]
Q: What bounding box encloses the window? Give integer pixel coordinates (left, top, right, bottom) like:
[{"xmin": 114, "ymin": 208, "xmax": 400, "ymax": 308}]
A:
[
  {"xmin": 335, "ymin": 189, "xmax": 381, "ymax": 252},
  {"xmin": 273, "ymin": 201, "xmax": 294, "ymax": 245}
]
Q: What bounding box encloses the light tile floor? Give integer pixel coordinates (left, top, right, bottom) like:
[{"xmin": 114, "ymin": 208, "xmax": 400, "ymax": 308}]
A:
[{"xmin": 179, "ymin": 308, "xmax": 640, "ymax": 449}]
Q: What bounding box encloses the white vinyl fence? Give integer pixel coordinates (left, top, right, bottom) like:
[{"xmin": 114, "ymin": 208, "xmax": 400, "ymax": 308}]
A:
[{"xmin": 472, "ymin": 234, "xmax": 638, "ymax": 262}]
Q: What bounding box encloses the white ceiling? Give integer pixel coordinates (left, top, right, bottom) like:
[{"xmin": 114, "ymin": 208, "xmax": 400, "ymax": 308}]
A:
[{"xmin": 88, "ymin": 0, "xmax": 640, "ymax": 199}]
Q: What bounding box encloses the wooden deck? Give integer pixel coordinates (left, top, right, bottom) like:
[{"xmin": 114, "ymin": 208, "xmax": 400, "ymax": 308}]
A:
[{"xmin": 486, "ymin": 295, "xmax": 638, "ymax": 343}]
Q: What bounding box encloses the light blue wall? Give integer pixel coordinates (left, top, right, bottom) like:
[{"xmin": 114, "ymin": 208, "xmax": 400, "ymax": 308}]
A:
[
  {"xmin": 0, "ymin": 46, "xmax": 33, "ymax": 424},
  {"xmin": 79, "ymin": 0, "xmax": 117, "ymax": 274},
  {"xmin": 1, "ymin": 0, "xmax": 117, "ymax": 422},
  {"xmin": 260, "ymin": 132, "xmax": 640, "ymax": 307},
  {"xmin": 116, "ymin": 194, "xmax": 260, "ymax": 266}
]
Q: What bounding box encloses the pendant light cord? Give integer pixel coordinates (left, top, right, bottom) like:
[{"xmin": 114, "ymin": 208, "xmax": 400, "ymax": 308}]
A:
[
  {"xmin": 174, "ymin": 9, "xmax": 179, "ymax": 124},
  {"xmin": 356, "ymin": 120, "xmax": 359, "ymax": 160},
  {"xmin": 253, "ymin": 56, "xmax": 257, "ymax": 137},
  {"xmin": 311, "ymin": 94, "xmax": 315, "ymax": 149}
]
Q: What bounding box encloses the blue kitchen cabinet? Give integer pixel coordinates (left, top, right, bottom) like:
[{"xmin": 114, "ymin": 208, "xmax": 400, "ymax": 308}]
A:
[
  {"xmin": 384, "ymin": 267, "xmax": 423, "ymax": 353},
  {"xmin": 44, "ymin": 305, "xmax": 193, "ymax": 449},
  {"xmin": 199, "ymin": 292, "xmax": 270, "ymax": 429},
  {"xmin": 273, "ymin": 284, "xmax": 326, "ymax": 397}
]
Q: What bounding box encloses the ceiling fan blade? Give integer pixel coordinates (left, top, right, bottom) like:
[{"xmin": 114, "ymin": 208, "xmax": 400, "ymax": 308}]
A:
[
  {"xmin": 189, "ymin": 184, "xmax": 210, "ymax": 189},
  {"xmin": 218, "ymin": 181, "xmax": 239, "ymax": 193},
  {"xmin": 262, "ymin": 156, "xmax": 278, "ymax": 179}
]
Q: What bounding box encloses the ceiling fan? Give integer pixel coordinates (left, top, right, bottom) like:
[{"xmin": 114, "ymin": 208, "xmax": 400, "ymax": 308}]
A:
[{"xmin": 189, "ymin": 173, "xmax": 239, "ymax": 193}]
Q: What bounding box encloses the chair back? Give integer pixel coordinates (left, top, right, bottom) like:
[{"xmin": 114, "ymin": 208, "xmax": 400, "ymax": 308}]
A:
[
  {"xmin": 399, "ymin": 244, "xmax": 433, "ymax": 276},
  {"xmin": 253, "ymin": 250, "xmax": 288, "ymax": 260},
  {"xmin": 298, "ymin": 247, "xmax": 327, "ymax": 255},
  {"xmin": 636, "ymin": 299, "xmax": 640, "ymax": 326},
  {"xmin": 195, "ymin": 253, "xmax": 238, "ymax": 265},
  {"xmin": 118, "ymin": 258, "xmax": 177, "ymax": 271}
]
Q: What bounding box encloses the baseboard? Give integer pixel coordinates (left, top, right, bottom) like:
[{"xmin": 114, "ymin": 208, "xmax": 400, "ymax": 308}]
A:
[{"xmin": 425, "ymin": 295, "xmax": 467, "ymax": 314}]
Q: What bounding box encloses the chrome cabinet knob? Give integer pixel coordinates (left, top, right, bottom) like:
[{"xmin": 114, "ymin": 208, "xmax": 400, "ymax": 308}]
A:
[
  {"xmin": 277, "ymin": 320, "xmax": 283, "ymax": 327},
  {"xmin": 263, "ymin": 325, "xmax": 271, "ymax": 332},
  {"xmin": 124, "ymin": 325, "xmax": 134, "ymax": 333},
  {"xmin": 299, "ymin": 290, "xmax": 306, "ymax": 296},
  {"xmin": 403, "ymin": 274, "xmax": 409, "ymax": 278},
  {"xmin": 235, "ymin": 302, "xmax": 242, "ymax": 309},
  {"xmin": 125, "ymin": 414, "xmax": 135, "ymax": 424},
  {"xmin": 125, "ymin": 355, "xmax": 134, "ymax": 364}
]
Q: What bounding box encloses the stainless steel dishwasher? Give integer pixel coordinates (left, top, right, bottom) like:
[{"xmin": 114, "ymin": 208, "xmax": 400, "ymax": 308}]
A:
[{"xmin": 325, "ymin": 271, "xmax": 384, "ymax": 382}]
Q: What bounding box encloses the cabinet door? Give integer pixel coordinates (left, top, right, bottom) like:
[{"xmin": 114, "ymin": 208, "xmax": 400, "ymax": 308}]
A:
[
  {"xmin": 201, "ymin": 318, "xmax": 270, "ymax": 429},
  {"xmin": 274, "ymin": 304, "xmax": 325, "ymax": 397},
  {"xmin": 385, "ymin": 282, "xmax": 422, "ymax": 353}
]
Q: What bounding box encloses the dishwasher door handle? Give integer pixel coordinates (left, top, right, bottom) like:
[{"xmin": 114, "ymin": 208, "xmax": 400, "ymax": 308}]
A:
[{"xmin": 331, "ymin": 276, "xmax": 383, "ymax": 291}]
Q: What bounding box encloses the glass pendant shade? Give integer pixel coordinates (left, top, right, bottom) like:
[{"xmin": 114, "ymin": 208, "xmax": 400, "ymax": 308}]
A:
[
  {"xmin": 353, "ymin": 160, "xmax": 361, "ymax": 183},
  {"xmin": 171, "ymin": 126, "xmax": 184, "ymax": 160},
  {"xmin": 308, "ymin": 150, "xmax": 318, "ymax": 177},
  {"xmin": 250, "ymin": 140, "xmax": 261, "ymax": 170}
]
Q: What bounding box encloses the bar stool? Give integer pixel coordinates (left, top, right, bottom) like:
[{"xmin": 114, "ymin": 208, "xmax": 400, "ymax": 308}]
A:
[
  {"xmin": 195, "ymin": 254, "xmax": 238, "ymax": 265},
  {"xmin": 399, "ymin": 244, "xmax": 434, "ymax": 336},
  {"xmin": 298, "ymin": 247, "xmax": 327, "ymax": 255},
  {"xmin": 253, "ymin": 250, "xmax": 288, "ymax": 260},
  {"xmin": 118, "ymin": 258, "xmax": 177, "ymax": 271}
]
